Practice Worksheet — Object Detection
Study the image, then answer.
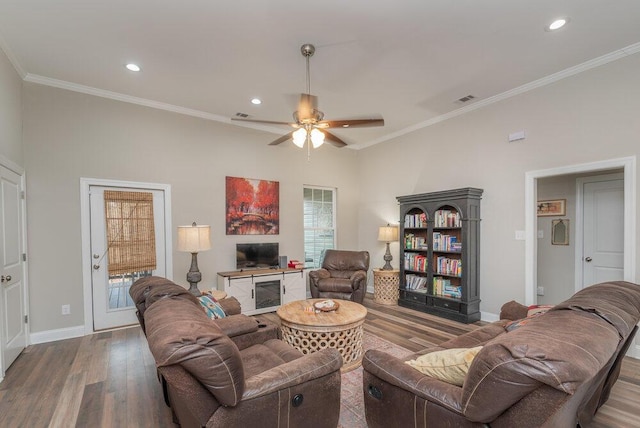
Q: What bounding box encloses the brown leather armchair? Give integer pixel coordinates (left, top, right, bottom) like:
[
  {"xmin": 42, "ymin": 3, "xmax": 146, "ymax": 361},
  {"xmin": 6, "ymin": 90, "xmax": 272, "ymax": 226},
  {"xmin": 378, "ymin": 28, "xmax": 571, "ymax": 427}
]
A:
[
  {"xmin": 309, "ymin": 249, "xmax": 370, "ymax": 303},
  {"xmin": 140, "ymin": 279, "xmax": 343, "ymax": 428}
]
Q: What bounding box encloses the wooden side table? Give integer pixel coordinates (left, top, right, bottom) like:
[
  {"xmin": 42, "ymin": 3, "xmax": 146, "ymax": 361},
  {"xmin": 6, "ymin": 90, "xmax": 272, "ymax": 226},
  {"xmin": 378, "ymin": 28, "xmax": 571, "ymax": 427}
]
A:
[{"xmin": 373, "ymin": 269, "xmax": 400, "ymax": 305}]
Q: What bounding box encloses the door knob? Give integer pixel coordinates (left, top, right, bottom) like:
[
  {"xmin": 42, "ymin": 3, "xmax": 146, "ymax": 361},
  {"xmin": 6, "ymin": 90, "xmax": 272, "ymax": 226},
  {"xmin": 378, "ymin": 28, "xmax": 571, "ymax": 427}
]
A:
[
  {"xmin": 93, "ymin": 264, "xmax": 100, "ymax": 270},
  {"xmin": 585, "ymin": 257, "xmax": 593, "ymax": 262},
  {"xmin": 5, "ymin": 275, "xmax": 10, "ymax": 281},
  {"xmin": 1, "ymin": 275, "xmax": 10, "ymax": 282}
]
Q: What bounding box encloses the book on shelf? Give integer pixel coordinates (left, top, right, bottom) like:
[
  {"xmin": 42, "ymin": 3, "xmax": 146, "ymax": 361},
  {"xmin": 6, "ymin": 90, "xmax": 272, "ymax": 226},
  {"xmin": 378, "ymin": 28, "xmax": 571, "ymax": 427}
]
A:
[
  {"xmin": 434, "ymin": 209, "xmax": 461, "ymax": 228},
  {"xmin": 435, "ymin": 256, "xmax": 462, "ymax": 276},
  {"xmin": 433, "ymin": 277, "xmax": 462, "ymax": 298},
  {"xmin": 405, "ymin": 274, "xmax": 428, "ymax": 291},
  {"xmin": 432, "ymin": 233, "xmax": 461, "ymax": 252},
  {"xmin": 404, "ymin": 233, "xmax": 427, "ymax": 250},
  {"xmin": 404, "ymin": 253, "xmax": 427, "ymax": 272},
  {"xmin": 404, "ymin": 212, "xmax": 427, "ymax": 228}
]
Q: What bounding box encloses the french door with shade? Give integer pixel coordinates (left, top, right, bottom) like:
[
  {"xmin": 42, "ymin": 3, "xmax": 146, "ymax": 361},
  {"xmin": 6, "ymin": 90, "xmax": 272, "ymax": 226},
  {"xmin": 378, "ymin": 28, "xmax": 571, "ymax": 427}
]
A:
[{"xmin": 88, "ymin": 184, "xmax": 168, "ymax": 330}]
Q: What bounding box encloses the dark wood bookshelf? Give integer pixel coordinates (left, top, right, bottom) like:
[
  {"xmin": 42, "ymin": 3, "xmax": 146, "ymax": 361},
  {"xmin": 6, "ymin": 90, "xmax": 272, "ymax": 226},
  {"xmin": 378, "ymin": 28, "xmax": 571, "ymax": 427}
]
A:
[{"xmin": 397, "ymin": 187, "xmax": 483, "ymax": 323}]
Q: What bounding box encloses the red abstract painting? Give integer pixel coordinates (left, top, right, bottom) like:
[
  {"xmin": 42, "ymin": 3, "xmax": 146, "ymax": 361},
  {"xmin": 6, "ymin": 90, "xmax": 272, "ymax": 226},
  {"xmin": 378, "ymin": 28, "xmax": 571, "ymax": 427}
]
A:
[{"xmin": 225, "ymin": 176, "xmax": 279, "ymax": 235}]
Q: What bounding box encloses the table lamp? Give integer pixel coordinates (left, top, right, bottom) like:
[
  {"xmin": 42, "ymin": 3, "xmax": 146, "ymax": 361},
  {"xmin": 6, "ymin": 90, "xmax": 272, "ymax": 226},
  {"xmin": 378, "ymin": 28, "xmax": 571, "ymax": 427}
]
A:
[
  {"xmin": 378, "ymin": 224, "xmax": 399, "ymax": 270},
  {"xmin": 177, "ymin": 222, "xmax": 212, "ymax": 295}
]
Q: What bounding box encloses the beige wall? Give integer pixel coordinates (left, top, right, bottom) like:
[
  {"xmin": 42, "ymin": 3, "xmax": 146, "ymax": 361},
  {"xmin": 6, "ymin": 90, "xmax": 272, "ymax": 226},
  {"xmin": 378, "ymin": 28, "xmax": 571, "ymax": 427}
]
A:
[
  {"xmin": 0, "ymin": 47, "xmax": 22, "ymax": 166},
  {"xmin": 357, "ymin": 53, "xmax": 640, "ymax": 315},
  {"xmin": 20, "ymin": 49, "xmax": 640, "ymax": 333},
  {"xmin": 23, "ymin": 84, "xmax": 361, "ymax": 333}
]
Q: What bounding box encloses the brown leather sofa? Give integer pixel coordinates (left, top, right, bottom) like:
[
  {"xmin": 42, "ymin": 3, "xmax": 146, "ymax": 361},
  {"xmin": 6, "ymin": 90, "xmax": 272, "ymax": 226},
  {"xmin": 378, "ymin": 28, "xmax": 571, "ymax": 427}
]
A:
[
  {"xmin": 129, "ymin": 276, "xmax": 279, "ymax": 348},
  {"xmin": 362, "ymin": 281, "xmax": 640, "ymax": 428},
  {"xmin": 133, "ymin": 277, "xmax": 343, "ymax": 428},
  {"xmin": 309, "ymin": 249, "xmax": 370, "ymax": 303}
]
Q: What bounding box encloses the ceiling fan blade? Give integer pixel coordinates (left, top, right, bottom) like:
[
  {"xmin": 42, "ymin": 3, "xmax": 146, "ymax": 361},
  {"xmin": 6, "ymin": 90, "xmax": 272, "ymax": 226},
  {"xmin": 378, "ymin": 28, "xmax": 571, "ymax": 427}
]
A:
[
  {"xmin": 232, "ymin": 118, "xmax": 297, "ymax": 127},
  {"xmin": 268, "ymin": 132, "xmax": 294, "ymax": 146},
  {"xmin": 297, "ymin": 94, "xmax": 318, "ymax": 120},
  {"xmin": 322, "ymin": 130, "xmax": 347, "ymax": 148},
  {"xmin": 317, "ymin": 118, "xmax": 385, "ymax": 129}
]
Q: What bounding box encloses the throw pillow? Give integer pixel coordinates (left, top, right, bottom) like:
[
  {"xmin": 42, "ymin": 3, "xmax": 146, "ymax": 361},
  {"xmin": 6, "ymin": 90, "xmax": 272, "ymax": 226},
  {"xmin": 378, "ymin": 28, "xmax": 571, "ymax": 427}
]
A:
[
  {"xmin": 527, "ymin": 304, "xmax": 554, "ymax": 317},
  {"xmin": 197, "ymin": 295, "xmax": 227, "ymax": 319},
  {"xmin": 405, "ymin": 346, "xmax": 482, "ymax": 386}
]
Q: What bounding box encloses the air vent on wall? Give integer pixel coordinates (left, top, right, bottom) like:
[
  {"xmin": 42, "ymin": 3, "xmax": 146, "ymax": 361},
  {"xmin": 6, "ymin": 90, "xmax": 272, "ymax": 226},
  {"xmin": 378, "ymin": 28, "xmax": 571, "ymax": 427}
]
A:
[
  {"xmin": 456, "ymin": 95, "xmax": 476, "ymax": 103},
  {"xmin": 235, "ymin": 112, "xmax": 249, "ymax": 118}
]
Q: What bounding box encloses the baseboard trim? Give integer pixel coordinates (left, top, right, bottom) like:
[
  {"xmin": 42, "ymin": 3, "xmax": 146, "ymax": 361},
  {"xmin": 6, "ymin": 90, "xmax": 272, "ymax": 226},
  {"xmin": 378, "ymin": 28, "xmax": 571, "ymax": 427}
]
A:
[
  {"xmin": 30, "ymin": 325, "xmax": 86, "ymax": 345},
  {"xmin": 481, "ymin": 311, "xmax": 499, "ymax": 323}
]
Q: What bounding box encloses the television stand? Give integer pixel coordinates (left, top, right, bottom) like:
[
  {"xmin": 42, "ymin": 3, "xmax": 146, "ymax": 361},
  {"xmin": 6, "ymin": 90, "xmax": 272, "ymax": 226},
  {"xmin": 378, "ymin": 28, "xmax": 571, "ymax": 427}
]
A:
[{"xmin": 216, "ymin": 268, "xmax": 307, "ymax": 315}]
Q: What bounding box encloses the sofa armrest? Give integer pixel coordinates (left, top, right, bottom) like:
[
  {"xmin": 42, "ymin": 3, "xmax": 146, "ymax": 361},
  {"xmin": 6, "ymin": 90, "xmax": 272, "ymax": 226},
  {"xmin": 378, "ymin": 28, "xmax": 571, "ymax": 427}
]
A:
[
  {"xmin": 349, "ymin": 270, "xmax": 367, "ymax": 288},
  {"xmin": 217, "ymin": 296, "xmax": 242, "ymax": 315},
  {"xmin": 363, "ymin": 350, "xmax": 464, "ymax": 414},
  {"xmin": 214, "ymin": 314, "xmax": 259, "ymax": 337},
  {"xmin": 242, "ymin": 348, "xmax": 342, "ymax": 400},
  {"xmin": 308, "ymin": 268, "xmax": 330, "ymax": 297},
  {"xmin": 499, "ymin": 300, "xmax": 528, "ymax": 320}
]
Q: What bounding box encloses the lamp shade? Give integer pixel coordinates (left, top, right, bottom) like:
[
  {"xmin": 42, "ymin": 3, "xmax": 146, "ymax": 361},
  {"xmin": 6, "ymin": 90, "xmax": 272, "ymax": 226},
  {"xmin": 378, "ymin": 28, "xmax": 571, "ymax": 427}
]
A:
[
  {"xmin": 177, "ymin": 223, "xmax": 211, "ymax": 253},
  {"xmin": 378, "ymin": 225, "xmax": 399, "ymax": 242}
]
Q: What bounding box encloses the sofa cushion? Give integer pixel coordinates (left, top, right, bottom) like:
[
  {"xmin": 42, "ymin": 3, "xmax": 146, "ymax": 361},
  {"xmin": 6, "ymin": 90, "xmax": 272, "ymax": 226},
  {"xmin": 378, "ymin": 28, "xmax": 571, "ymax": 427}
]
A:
[
  {"xmin": 499, "ymin": 300, "xmax": 529, "ymax": 321},
  {"xmin": 145, "ymin": 297, "xmax": 245, "ymax": 406},
  {"xmin": 405, "ymin": 346, "xmax": 483, "ymax": 386},
  {"xmin": 198, "ymin": 295, "xmax": 227, "ymax": 319}
]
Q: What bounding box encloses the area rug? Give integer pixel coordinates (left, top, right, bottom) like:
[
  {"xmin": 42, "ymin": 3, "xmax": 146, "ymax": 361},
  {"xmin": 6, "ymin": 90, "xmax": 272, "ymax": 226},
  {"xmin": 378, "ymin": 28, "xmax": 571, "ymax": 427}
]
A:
[{"xmin": 338, "ymin": 332, "xmax": 413, "ymax": 428}]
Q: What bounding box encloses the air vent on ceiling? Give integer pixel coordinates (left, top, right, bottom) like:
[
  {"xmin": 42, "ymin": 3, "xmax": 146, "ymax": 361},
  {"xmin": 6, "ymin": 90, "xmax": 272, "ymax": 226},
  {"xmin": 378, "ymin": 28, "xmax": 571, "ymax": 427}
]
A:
[
  {"xmin": 456, "ymin": 95, "xmax": 476, "ymax": 103},
  {"xmin": 235, "ymin": 112, "xmax": 250, "ymax": 118}
]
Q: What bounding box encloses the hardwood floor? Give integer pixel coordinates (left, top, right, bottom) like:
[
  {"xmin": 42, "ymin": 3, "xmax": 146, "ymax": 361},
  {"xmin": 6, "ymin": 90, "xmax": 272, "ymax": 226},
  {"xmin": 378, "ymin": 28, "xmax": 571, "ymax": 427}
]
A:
[{"xmin": 1, "ymin": 295, "xmax": 638, "ymax": 427}]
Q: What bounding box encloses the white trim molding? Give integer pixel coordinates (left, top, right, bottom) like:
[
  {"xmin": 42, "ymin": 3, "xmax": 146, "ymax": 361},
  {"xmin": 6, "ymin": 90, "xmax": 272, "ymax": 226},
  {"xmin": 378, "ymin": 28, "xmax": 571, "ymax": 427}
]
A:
[
  {"xmin": 30, "ymin": 325, "xmax": 85, "ymax": 345},
  {"xmin": 525, "ymin": 156, "xmax": 636, "ymax": 306},
  {"xmin": 80, "ymin": 178, "xmax": 173, "ymax": 334}
]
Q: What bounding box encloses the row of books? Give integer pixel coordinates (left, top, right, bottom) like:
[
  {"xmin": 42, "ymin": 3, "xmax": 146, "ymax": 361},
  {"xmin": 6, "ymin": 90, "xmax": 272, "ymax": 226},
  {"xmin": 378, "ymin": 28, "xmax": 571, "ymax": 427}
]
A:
[
  {"xmin": 404, "ymin": 212, "xmax": 427, "ymax": 228},
  {"xmin": 432, "ymin": 233, "xmax": 462, "ymax": 252},
  {"xmin": 435, "ymin": 256, "xmax": 462, "ymax": 277},
  {"xmin": 433, "ymin": 277, "xmax": 462, "ymax": 298},
  {"xmin": 404, "ymin": 233, "xmax": 428, "ymax": 250},
  {"xmin": 405, "ymin": 274, "xmax": 428, "ymax": 290},
  {"xmin": 404, "ymin": 253, "xmax": 427, "ymax": 272},
  {"xmin": 434, "ymin": 210, "xmax": 461, "ymax": 228}
]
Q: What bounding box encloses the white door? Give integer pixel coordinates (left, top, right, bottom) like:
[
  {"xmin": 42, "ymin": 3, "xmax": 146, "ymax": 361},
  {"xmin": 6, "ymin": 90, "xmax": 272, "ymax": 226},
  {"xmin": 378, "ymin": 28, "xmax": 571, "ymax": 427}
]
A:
[
  {"xmin": 89, "ymin": 186, "xmax": 166, "ymax": 330},
  {"xmin": 0, "ymin": 165, "xmax": 27, "ymax": 374},
  {"xmin": 581, "ymin": 178, "xmax": 624, "ymax": 288}
]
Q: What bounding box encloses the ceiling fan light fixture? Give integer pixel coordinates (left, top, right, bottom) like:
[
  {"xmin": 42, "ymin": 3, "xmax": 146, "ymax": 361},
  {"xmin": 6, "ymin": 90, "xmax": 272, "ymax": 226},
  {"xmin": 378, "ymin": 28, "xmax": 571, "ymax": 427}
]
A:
[
  {"xmin": 310, "ymin": 128, "xmax": 325, "ymax": 148},
  {"xmin": 292, "ymin": 128, "xmax": 307, "ymax": 148}
]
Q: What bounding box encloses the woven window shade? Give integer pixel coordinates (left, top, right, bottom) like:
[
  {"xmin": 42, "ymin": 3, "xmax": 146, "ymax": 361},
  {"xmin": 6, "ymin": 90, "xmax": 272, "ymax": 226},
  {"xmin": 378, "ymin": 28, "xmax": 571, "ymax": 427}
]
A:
[{"xmin": 104, "ymin": 191, "xmax": 157, "ymax": 275}]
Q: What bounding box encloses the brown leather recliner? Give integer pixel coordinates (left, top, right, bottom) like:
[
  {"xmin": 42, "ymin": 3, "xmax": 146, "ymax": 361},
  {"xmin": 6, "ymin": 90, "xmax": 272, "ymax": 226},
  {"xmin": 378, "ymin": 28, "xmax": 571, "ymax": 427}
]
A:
[
  {"xmin": 362, "ymin": 281, "xmax": 640, "ymax": 428},
  {"xmin": 141, "ymin": 280, "xmax": 343, "ymax": 428},
  {"xmin": 309, "ymin": 249, "xmax": 370, "ymax": 303}
]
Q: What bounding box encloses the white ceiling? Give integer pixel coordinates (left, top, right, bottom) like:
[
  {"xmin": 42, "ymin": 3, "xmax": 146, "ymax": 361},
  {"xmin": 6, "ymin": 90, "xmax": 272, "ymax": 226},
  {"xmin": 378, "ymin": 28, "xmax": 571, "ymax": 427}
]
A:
[{"xmin": 1, "ymin": 0, "xmax": 640, "ymax": 149}]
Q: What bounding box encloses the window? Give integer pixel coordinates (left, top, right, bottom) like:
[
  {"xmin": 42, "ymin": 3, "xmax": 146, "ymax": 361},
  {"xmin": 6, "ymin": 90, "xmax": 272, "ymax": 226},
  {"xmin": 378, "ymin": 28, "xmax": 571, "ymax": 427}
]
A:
[{"xmin": 303, "ymin": 186, "xmax": 336, "ymax": 268}]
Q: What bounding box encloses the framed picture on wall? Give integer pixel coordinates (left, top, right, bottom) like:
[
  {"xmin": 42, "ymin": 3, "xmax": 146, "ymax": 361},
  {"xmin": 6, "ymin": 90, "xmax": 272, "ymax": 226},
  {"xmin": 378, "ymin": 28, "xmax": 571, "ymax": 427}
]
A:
[
  {"xmin": 537, "ymin": 199, "xmax": 566, "ymax": 217},
  {"xmin": 225, "ymin": 176, "xmax": 279, "ymax": 235}
]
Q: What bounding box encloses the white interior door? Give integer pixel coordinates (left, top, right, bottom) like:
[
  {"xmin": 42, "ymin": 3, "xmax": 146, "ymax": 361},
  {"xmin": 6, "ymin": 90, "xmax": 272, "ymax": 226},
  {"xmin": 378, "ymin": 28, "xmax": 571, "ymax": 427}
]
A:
[
  {"xmin": 0, "ymin": 165, "xmax": 27, "ymax": 375},
  {"xmin": 89, "ymin": 186, "xmax": 166, "ymax": 330},
  {"xmin": 581, "ymin": 178, "xmax": 624, "ymax": 287}
]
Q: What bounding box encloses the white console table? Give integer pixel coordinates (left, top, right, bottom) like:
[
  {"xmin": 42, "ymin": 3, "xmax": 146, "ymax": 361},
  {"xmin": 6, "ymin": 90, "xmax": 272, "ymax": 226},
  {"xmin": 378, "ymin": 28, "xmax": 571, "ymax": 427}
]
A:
[{"xmin": 216, "ymin": 268, "xmax": 307, "ymax": 315}]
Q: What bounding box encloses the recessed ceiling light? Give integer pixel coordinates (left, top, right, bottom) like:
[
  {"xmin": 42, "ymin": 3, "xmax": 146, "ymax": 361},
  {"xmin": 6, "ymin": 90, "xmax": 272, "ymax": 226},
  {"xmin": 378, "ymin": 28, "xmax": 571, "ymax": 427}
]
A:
[
  {"xmin": 251, "ymin": 98, "xmax": 262, "ymax": 105},
  {"xmin": 546, "ymin": 18, "xmax": 569, "ymax": 31},
  {"xmin": 125, "ymin": 63, "xmax": 141, "ymax": 72}
]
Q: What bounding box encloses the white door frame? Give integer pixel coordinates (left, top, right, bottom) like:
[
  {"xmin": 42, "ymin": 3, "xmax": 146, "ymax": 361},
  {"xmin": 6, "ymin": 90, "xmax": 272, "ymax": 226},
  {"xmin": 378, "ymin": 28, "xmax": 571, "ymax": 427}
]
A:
[
  {"xmin": 80, "ymin": 178, "xmax": 173, "ymax": 334},
  {"xmin": 0, "ymin": 154, "xmax": 29, "ymax": 382},
  {"xmin": 525, "ymin": 156, "xmax": 636, "ymax": 305},
  {"xmin": 574, "ymin": 173, "xmax": 624, "ymax": 293}
]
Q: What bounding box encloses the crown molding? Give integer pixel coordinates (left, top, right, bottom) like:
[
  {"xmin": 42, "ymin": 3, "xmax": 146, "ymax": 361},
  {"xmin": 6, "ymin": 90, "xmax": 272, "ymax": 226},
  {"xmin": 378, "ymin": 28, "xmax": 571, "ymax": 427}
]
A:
[
  {"xmin": 0, "ymin": 32, "xmax": 26, "ymax": 78},
  {"xmin": 20, "ymin": 41, "xmax": 640, "ymax": 151},
  {"xmin": 22, "ymin": 74, "xmax": 286, "ymax": 135},
  {"xmin": 355, "ymin": 41, "xmax": 640, "ymax": 149}
]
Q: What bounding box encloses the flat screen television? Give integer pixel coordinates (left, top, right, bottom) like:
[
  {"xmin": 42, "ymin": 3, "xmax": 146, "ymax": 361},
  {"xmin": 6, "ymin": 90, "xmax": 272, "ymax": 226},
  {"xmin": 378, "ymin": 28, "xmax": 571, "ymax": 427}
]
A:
[{"xmin": 236, "ymin": 243, "xmax": 279, "ymax": 270}]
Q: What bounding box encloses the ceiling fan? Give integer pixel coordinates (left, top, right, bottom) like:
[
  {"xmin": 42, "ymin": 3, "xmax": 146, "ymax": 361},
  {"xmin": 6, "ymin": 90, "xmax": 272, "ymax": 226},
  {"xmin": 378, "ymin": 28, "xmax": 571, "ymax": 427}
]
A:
[{"xmin": 232, "ymin": 43, "xmax": 384, "ymax": 149}]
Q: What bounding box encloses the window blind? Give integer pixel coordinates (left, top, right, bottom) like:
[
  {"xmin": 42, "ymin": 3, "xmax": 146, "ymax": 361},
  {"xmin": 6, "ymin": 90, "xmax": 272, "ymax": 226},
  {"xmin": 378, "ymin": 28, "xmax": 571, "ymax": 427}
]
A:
[{"xmin": 104, "ymin": 190, "xmax": 156, "ymax": 275}]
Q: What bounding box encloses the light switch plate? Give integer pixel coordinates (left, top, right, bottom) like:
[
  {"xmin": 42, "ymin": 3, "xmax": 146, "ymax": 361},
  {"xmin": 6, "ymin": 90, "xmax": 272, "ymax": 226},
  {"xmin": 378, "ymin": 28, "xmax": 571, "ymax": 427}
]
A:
[{"xmin": 515, "ymin": 230, "xmax": 525, "ymax": 240}]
